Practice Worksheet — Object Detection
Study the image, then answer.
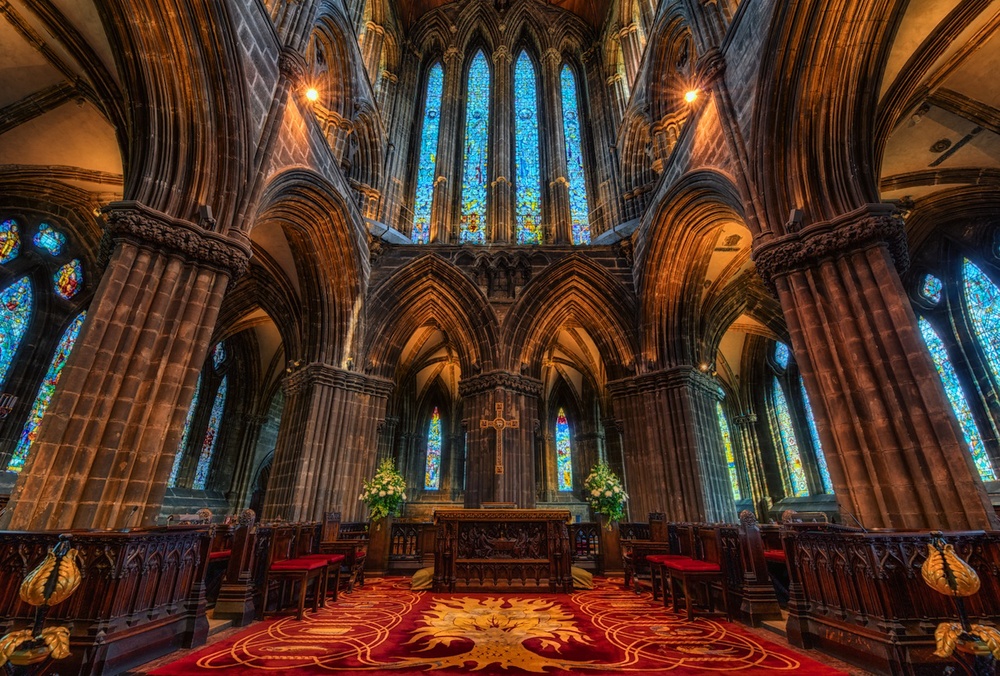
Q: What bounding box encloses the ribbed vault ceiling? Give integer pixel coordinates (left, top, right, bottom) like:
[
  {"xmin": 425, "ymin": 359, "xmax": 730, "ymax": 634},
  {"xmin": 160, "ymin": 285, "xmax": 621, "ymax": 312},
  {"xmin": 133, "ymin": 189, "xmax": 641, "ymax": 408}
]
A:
[{"xmin": 396, "ymin": 0, "xmax": 610, "ymax": 29}]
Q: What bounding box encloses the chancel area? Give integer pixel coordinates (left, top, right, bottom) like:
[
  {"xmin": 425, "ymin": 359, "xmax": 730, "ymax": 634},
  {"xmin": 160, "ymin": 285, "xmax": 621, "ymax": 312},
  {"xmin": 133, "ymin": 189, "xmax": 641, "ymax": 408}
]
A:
[{"xmin": 1, "ymin": 0, "xmax": 1000, "ymax": 674}]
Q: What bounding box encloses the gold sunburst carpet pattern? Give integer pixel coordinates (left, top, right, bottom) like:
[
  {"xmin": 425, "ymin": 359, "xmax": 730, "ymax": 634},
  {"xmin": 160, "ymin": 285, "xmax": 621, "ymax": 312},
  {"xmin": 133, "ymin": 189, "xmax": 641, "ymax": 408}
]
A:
[{"xmin": 151, "ymin": 578, "xmax": 845, "ymax": 675}]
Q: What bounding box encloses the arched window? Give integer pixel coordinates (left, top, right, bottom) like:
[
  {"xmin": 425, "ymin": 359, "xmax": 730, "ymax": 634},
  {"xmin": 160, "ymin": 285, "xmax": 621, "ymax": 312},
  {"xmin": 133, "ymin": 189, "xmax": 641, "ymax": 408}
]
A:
[
  {"xmin": 716, "ymin": 402, "xmax": 741, "ymax": 500},
  {"xmin": 555, "ymin": 408, "xmax": 573, "ymax": 491},
  {"xmin": 514, "ymin": 51, "xmax": 542, "ymax": 245},
  {"xmin": 963, "ymin": 259, "xmax": 1000, "ymax": 382},
  {"xmin": 799, "ymin": 381, "xmax": 833, "ymax": 492},
  {"xmin": 424, "ymin": 406, "xmax": 442, "ymax": 490},
  {"xmin": 170, "ymin": 342, "xmax": 229, "ymax": 490},
  {"xmin": 772, "ymin": 378, "xmax": 808, "ymax": 497},
  {"xmin": 560, "ymin": 64, "xmax": 590, "ymax": 245},
  {"xmin": 0, "ymin": 277, "xmax": 33, "ymax": 388},
  {"xmin": 459, "ymin": 51, "xmax": 490, "ymax": 244},
  {"xmin": 193, "ymin": 374, "xmax": 228, "ymax": 489},
  {"xmin": 9, "ymin": 311, "xmax": 86, "ymax": 472},
  {"xmin": 168, "ymin": 372, "xmax": 202, "ymax": 486},
  {"xmin": 411, "ymin": 62, "xmax": 444, "ymax": 244}
]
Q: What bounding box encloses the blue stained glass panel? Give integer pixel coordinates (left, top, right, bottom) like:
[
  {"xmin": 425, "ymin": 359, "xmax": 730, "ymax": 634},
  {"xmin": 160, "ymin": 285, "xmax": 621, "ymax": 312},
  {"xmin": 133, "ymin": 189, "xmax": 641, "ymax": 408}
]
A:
[
  {"xmin": 0, "ymin": 277, "xmax": 33, "ymax": 388},
  {"xmin": 460, "ymin": 52, "xmax": 490, "ymax": 244},
  {"xmin": 964, "ymin": 260, "xmax": 1000, "ymax": 390},
  {"xmin": 412, "ymin": 63, "xmax": 444, "ymax": 244},
  {"xmin": 556, "ymin": 408, "xmax": 573, "ymax": 491},
  {"xmin": 9, "ymin": 312, "xmax": 86, "ymax": 472},
  {"xmin": 0, "ymin": 219, "xmax": 19, "ymax": 263},
  {"xmin": 212, "ymin": 342, "xmax": 226, "ymax": 370},
  {"xmin": 921, "ymin": 274, "xmax": 943, "ymax": 303},
  {"xmin": 774, "ymin": 342, "xmax": 790, "ymax": 369},
  {"xmin": 920, "ymin": 316, "xmax": 996, "ymax": 481},
  {"xmin": 514, "ymin": 52, "xmax": 542, "ymax": 245},
  {"xmin": 193, "ymin": 375, "xmax": 228, "ymax": 489},
  {"xmin": 169, "ymin": 372, "xmax": 202, "ymax": 487},
  {"xmin": 560, "ymin": 65, "xmax": 590, "ymax": 245},
  {"xmin": 800, "ymin": 380, "xmax": 833, "ymax": 492},
  {"xmin": 424, "ymin": 406, "xmax": 442, "ymax": 490},
  {"xmin": 33, "ymin": 224, "xmax": 65, "ymax": 256},
  {"xmin": 54, "ymin": 259, "xmax": 83, "ymax": 299},
  {"xmin": 773, "ymin": 378, "xmax": 808, "ymax": 497},
  {"xmin": 716, "ymin": 402, "xmax": 741, "ymax": 500}
]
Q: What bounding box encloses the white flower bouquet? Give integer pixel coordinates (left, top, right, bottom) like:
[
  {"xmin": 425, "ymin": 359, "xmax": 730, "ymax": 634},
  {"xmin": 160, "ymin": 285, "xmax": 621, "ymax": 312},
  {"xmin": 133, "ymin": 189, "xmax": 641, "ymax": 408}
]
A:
[
  {"xmin": 359, "ymin": 458, "xmax": 407, "ymax": 522},
  {"xmin": 583, "ymin": 462, "xmax": 628, "ymax": 523}
]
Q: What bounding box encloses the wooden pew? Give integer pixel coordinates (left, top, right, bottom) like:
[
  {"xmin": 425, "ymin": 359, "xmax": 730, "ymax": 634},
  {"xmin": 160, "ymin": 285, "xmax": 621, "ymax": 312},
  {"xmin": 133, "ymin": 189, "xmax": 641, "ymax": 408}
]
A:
[
  {"xmin": 259, "ymin": 523, "xmax": 329, "ymax": 621},
  {"xmin": 660, "ymin": 524, "xmax": 731, "ymax": 621}
]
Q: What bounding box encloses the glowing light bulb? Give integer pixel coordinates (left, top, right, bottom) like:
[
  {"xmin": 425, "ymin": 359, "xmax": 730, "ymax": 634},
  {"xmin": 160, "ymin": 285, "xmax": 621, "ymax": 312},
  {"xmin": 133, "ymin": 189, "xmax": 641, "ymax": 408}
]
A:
[
  {"xmin": 305, "ymin": 87, "xmax": 319, "ymax": 102},
  {"xmin": 684, "ymin": 89, "xmax": 699, "ymax": 103}
]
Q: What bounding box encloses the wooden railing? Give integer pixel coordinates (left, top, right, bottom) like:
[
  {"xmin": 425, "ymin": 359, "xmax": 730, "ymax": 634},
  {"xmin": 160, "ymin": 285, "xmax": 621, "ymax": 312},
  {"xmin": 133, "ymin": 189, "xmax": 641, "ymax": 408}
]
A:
[
  {"xmin": 782, "ymin": 524, "xmax": 1000, "ymax": 674},
  {"xmin": 340, "ymin": 522, "xmax": 370, "ymax": 539},
  {"xmin": 618, "ymin": 521, "xmax": 651, "ymax": 541}
]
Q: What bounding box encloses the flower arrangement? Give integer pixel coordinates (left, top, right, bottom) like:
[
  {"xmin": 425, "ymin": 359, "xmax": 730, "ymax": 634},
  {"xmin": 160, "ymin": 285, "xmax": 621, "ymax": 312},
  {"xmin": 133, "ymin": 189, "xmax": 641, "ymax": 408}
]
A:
[
  {"xmin": 359, "ymin": 458, "xmax": 407, "ymax": 522},
  {"xmin": 583, "ymin": 462, "xmax": 628, "ymax": 523}
]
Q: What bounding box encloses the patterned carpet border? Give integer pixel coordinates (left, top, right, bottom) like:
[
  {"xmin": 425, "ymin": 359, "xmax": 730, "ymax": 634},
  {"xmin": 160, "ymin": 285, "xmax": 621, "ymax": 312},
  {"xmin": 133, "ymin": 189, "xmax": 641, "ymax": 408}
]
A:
[{"xmin": 151, "ymin": 578, "xmax": 845, "ymax": 675}]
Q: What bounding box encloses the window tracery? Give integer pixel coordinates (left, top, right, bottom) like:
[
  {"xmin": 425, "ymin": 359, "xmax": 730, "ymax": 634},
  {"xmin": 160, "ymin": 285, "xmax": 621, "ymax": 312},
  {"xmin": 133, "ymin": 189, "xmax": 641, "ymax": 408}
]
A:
[
  {"xmin": 561, "ymin": 64, "xmax": 590, "ymax": 245},
  {"xmin": 0, "ymin": 277, "xmax": 33, "ymax": 389},
  {"xmin": 514, "ymin": 51, "xmax": 542, "ymax": 245},
  {"xmin": 425, "ymin": 406, "xmax": 443, "ymax": 490},
  {"xmin": 716, "ymin": 402, "xmax": 741, "ymax": 500},
  {"xmin": 459, "ymin": 51, "xmax": 490, "ymax": 244},
  {"xmin": 555, "ymin": 408, "xmax": 573, "ymax": 491},
  {"xmin": 412, "ymin": 62, "xmax": 444, "ymax": 244}
]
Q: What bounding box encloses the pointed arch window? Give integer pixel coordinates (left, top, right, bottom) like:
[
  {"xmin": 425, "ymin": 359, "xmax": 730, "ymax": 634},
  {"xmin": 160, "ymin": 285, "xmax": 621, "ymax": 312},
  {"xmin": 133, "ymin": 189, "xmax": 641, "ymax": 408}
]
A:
[
  {"xmin": 963, "ymin": 259, "xmax": 1000, "ymax": 384},
  {"xmin": 9, "ymin": 311, "xmax": 86, "ymax": 472},
  {"xmin": 0, "ymin": 219, "xmax": 20, "ymax": 263},
  {"xmin": 555, "ymin": 408, "xmax": 573, "ymax": 491},
  {"xmin": 170, "ymin": 342, "xmax": 229, "ymax": 489},
  {"xmin": 716, "ymin": 402, "xmax": 741, "ymax": 500},
  {"xmin": 560, "ymin": 64, "xmax": 590, "ymax": 245},
  {"xmin": 412, "ymin": 62, "xmax": 444, "ymax": 244},
  {"xmin": 0, "ymin": 277, "xmax": 33, "ymax": 388},
  {"xmin": 800, "ymin": 381, "xmax": 833, "ymax": 492},
  {"xmin": 193, "ymin": 375, "xmax": 228, "ymax": 489},
  {"xmin": 514, "ymin": 51, "xmax": 542, "ymax": 245},
  {"xmin": 460, "ymin": 51, "xmax": 490, "ymax": 244},
  {"xmin": 772, "ymin": 378, "xmax": 808, "ymax": 497},
  {"xmin": 169, "ymin": 372, "xmax": 202, "ymax": 487},
  {"xmin": 424, "ymin": 406, "xmax": 443, "ymax": 490}
]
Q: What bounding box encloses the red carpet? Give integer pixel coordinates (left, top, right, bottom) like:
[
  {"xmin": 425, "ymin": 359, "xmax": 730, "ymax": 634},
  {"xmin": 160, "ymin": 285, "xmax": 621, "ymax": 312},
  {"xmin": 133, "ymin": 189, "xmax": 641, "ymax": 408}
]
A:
[{"xmin": 151, "ymin": 578, "xmax": 845, "ymax": 675}]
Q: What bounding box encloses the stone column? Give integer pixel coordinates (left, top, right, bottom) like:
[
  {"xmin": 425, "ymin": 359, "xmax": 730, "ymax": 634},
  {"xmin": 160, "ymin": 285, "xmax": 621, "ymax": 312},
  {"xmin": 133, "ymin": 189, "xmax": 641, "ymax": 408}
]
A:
[
  {"xmin": 606, "ymin": 72, "xmax": 626, "ymax": 130},
  {"xmin": 541, "ymin": 48, "xmax": 571, "ymax": 244},
  {"xmin": 376, "ymin": 415, "xmax": 398, "ymax": 462},
  {"xmin": 376, "ymin": 70, "xmax": 398, "ymax": 127},
  {"xmin": 227, "ymin": 414, "xmax": 270, "ymax": 509},
  {"xmin": 752, "ymin": 203, "xmax": 998, "ymax": 530},
  {"xmin": 618, "ymin": 22, "xmax": 643, "ymax": 87},
  {"xmin": 2, "ymin": 201, "xmax": 250, "ymax": 531},
  {"xmin": 600, "ymin": 416, "xmax": 628, "ymax": 495},
  {"xmin": 609, "ymin": 367, "xmax": 737, "ymax": 524},
  {"xmin": 360, "ymin": 22, "xmax": 385, "ymax": 86},
  {"xmin": 490, "ymin": 46, "xmax": 513, "ymax": 243},
  {"xmin": 459, "ymin": 372, "xmax": 542, "ymax": 509},
  {"xmin": 430, "ymin": 46, "xmax": 464, "ymax": 243},
  {"xmin": 732, "ymin": 413, "xmax": 771, "ymax": 520},
  {"xmin": 449, "ymin": 430, "xmax": 466, "ymax": 501},
  {"xmin": 263, "ymin": 364, "xmax": 392, "ymax": 523}
]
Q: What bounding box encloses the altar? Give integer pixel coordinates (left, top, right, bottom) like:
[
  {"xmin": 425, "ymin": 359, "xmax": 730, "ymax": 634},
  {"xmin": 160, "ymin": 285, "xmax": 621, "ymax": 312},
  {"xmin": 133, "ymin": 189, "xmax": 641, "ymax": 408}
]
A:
[{"xmin": 432, "ymin": 509, "xmax": 573, "ymax": 593}]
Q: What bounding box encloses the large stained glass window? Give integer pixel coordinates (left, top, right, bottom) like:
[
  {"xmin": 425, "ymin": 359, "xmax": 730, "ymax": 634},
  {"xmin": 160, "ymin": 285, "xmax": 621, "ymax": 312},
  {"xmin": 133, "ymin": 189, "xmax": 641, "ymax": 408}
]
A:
[
  {"xmin": 963, "ymin": 259, "xmax": 1000, "ymax": 386},
  {"xmin": 0, "ymin": 219, "xmax": 19, "ymax": 263},
  {"xmin": 514, "ymin": 52, "xmax": 542, "ymax": 245},
  {"xmin": 412, "ymin": 63, "xmax": 444, "ymax": 244},
  {"xmin": 919, "ymin": 316, "xmax": 996, "ymax": 481},
  {"xmin": 9, "ymin": 312, "xmax": 86, "ymax": 472},
  {"xmin": 424, "ymin": 406, "xmax": 442, "ymax": 490},
  {"xmin": 169, "ymin": 372, "xmax": 203, "ymax": 487},
  {"xmin": 560, "ymin": 65, "xmax": 590, "ymax": 245},
  {"xmin": 33, "ymin": 224, "xmax": 65, "ymax": 256},
  {"xmin": 555, "ymin": 408, "xmax": 573, "ymax": 491},
  {"xmin": 0, "ymin": 277, "xmax": 33, "ymax": 388},
  {"xmin": 716, "ymin": 402, "xmax": 741, "ymax": 500},
  {"xmin": 772, "ymin": 378, "xmax": 808, "ymax": 497},
  {"xmin": 193, "ymin": 375, "xmax": 228, "ymax": 489},
  {"xmin": 54, "ymin": 259, "xmax": 83, "ymax": 299},
  {"xmin": 800, "ymin": 381, "xmax": 833, "ymax": 492},
  {"xmin": 459, "ymin": 51, "xmax": 490, "ymax": 244}
]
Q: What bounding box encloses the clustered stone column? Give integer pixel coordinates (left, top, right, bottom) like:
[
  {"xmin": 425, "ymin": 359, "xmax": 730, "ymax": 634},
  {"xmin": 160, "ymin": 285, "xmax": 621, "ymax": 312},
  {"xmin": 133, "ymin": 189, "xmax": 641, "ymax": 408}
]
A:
[
  {"xmin": 459, "ymin": 372, "xmax": 542, "ymax": 509},
  {"xmin": 489, "ymin": 46, "xmax": 513, "ymax": 243},
  {"xmin": 2, "ymin": 201, "xmax": 250, "ymax": 531},
  {"xmin": 732, "ymin": 413, "xmax": 771, "ymax": 519},
  {"xmin": 754, "ymin": 203, "xmax": 998, "ymax": 530},
  {"xmin": 618, "ymin": 22, "xmax": 643, "ymax": 88},
  {"xmin": 262, "ymin": 363, "xmax": 393, "ymax": 523},
  {"xmin": 429, "ymin": 46, "xmax": 465, "ymax": 243},
  {"xmin": 609, "ymin": 367, "xmax": 737, "ymax": 524},
  {"xmin": 360, "ymin": 21, "xmax": 385, "ymax": 85},
  {"xmin": 540, "ymin": 48, "xmax": 571, "ymax": 244}
]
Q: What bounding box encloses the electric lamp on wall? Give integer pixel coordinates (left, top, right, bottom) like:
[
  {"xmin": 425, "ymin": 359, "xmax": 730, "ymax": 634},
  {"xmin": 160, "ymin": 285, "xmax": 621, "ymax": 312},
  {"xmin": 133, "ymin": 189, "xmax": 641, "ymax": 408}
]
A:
[
  {"xmin": 684, "ymin": 88, "xmax": 700, "ymax": 104},
  {"xmin": 305, "ymin": 87, "xmax": 319, "ymax": 102}
]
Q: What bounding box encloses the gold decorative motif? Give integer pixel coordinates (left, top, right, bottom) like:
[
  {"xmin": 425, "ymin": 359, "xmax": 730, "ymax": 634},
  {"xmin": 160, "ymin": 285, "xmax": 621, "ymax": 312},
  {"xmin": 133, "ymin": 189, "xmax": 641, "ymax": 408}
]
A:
[
  {"xmin": 0, "ymin": 631, "xmax": 33, "ymax": 667},
  {"xmin": 934, "ymin": 622, "xmax": 963, "ymax": 658},
  {"xmin": 921, "ymin": 542, "xmax": 980, "ymax": 597},
  {"xmin": 19, "ymin": 546, "xmax": 81, "ymax": 607},
  {"xmin": 971, "ymin": 624, "xmax": 1000, "ymax": 659}
]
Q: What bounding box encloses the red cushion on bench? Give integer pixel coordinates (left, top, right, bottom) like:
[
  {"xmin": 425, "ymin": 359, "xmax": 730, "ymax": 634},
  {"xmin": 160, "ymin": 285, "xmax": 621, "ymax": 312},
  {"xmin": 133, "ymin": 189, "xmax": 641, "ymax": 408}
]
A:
[
  {"xmin": 763, "ymin": 549, "xmax": 787, "ymax": 563},
  {"xmin": 209, "ymin": 550, "xmax": 232, "ymax": 561},
  {"xmin": 270, "ymin": 558, "xmax": 328, "ymax": 572},
  {"xmin": 646, "ymin": 554, "xmax": 689, "ymax": 564},
  {"xmin": 298, "ymin": 553, "xmax": 346, "ymax": 565},
  {"xmin": 662, "ymin": 559, "xmax": 721, "ymax": 573}
]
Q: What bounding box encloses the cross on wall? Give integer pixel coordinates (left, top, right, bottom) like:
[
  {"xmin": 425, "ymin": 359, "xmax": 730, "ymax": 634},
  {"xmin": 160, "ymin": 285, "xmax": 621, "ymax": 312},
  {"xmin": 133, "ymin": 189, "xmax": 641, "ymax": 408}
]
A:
[{"xmin": 480, "ymin": 401, "xmax": 518, "ymax": 475}]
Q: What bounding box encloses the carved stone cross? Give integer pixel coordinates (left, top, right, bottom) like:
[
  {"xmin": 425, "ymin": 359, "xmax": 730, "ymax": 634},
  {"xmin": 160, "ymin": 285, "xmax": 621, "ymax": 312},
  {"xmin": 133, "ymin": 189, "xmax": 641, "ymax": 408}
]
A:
[{"xmin": 480, "ymin": 401, "xmax": 519, "ymax": 475}]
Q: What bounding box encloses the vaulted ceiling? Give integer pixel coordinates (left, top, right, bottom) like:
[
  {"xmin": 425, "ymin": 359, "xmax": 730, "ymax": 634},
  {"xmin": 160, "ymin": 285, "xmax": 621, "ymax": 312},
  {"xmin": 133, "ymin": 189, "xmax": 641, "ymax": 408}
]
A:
[{"xmin": 395, "ymin": 0, "xmax": 610, "ymax": 30}]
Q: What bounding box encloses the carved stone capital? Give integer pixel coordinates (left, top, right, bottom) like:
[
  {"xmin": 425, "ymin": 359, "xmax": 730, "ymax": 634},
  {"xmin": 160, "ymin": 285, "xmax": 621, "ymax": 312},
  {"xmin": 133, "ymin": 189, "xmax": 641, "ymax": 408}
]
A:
[
  {"xmin": 752, "ymin": 205, "xmax": 909, "ymax": 293},
  {"xmin": 493, "ymin": 46, "xmax": 511, "ymax": 64},
  {"xmin": 283, "ymin": 362, "xmax": 394, "ymax": 398},
  {"xmin": 444, "ymin": 46, "xmax": 463, "ymax": 64},
  {"xmin": 733, "ymin": 413, "xmax": 758, "ymax": 428},
  {"xmin": 101, "ymin": 201, "xmax": 251, "ymax": 278},
  {"xmin": 278, "ymin": 47, "xmax": 308, "ymax": 84},
  {"xmin": 607, "ymin": 366, "xmax": 723, "ymax": 399},
  {"xmin": 459, "ymin": 370, "xmax": 543, "ymax": 398},
  {"xmin": 696, "ymin": 47, "xmax": 726, "ymax": 87},
  {"xmin": 542, "ymin": 48, "xmax": 561, "ymax": 66}
]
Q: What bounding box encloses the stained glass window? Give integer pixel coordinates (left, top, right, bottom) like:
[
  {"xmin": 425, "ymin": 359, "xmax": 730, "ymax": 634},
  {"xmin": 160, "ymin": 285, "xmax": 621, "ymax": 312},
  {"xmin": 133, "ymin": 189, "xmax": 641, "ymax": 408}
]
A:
[
  {"xmin": 514, "ymin": 52, "xmax": 542, "ymax": 245},
  {"xmin": 716, "ymin": 402, "xmax": 741, "ymax": 500},
  {"xmin": 412, "ymin": 63, "xmax": 444, "ymax": 244},
  {"xmin": 555, "ymin": 408, "xmax": 573, "ymax": 491},
  {"xmin": 9, "ymin": 312, "xmax": 86, "ymax": 472},
  {"xmin": 560, "ymin": 65, "xmax": 590, "ymax": 245},
  {"xmin": 54, "ymin": 259, "xmax": 83, "ymax": 299},
  {"xmin": 169, "ymin": 372, "xmax": 203, "ymax": 487},
  {"xmin": 193, "ymin": 375, "xmax": 228, "ymax": 489},
  {"xmin": 773, "ymin": 378, "xmax": 808, "ymax": 497},
  {"xmin": 963, "ymin": 260, "xmax": 1000, "ymax": 388},
  {"xmin": 921, "ymin": 274, "xmax": 943, "ymax": 304},
  {"xmin": 212, "ymin": 342, "xmax": 226, "ymax": 370},
  {"xmin": 33, "ymin": 224, "xmax": 65, "ymax": 256},
  {"xmin": 424, "ymin": 406, "xmax": 442, "ymax": 490},
  {"xmin": 0, "ymin": 277, "xmax": 33, "ymax": 388},
  {"xmin": 919, "ymin": 316, "xmax": 997, "ymax": 481},
  {"xmin": 0, "ymin": 219, "xmax": 19, "ymax": 263},
  {"xmin": 800, "ymin": 380, "xmax": 833, "ymax": 492},
  {"xmin": 774, "ymin": 342, "xmax": 790, "ymax": 369},
  {"xmin": 459, "ymin": 51, "xmax": 490, "ymax": 244}
]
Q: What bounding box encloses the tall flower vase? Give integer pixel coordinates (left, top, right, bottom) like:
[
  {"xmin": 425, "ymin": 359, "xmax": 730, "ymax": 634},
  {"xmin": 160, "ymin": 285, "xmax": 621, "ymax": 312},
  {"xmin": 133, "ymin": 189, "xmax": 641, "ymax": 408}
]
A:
[{"xmin": 597, "ymin": 514, "xmax": 623, "ymax": 575}]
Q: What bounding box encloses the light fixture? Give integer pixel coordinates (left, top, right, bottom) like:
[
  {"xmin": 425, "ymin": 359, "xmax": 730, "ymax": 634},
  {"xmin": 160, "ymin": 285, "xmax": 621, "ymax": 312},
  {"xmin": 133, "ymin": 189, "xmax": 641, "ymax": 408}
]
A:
[
  {"xmin": 684, "ymin": 89, "xmax": 699, "ymax": 104},
  {"xmin": 305, "ymin": 87, "xmax": 319, "ymax": 102}
]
